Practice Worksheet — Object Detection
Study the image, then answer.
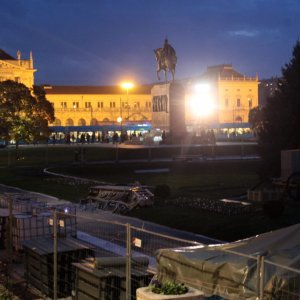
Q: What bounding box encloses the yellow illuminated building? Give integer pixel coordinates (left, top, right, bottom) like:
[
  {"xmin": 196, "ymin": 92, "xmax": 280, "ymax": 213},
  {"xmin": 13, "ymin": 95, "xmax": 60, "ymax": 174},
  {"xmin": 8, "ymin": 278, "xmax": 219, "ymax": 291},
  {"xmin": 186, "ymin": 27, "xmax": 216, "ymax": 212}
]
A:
[
  {"xmin": 185, "ymin": 64, "xmax": 258, "ymax": 129},
  {"xmin": 44, "ymin": 85, "xmax": 152, "ymax": 127},
  {"xmin": 0, "ymin": 49, "xmax": 35, "ymax": 88},
  {"xmin": 0, "ymin": 48, "xmax": 258, "ymax": 135}
]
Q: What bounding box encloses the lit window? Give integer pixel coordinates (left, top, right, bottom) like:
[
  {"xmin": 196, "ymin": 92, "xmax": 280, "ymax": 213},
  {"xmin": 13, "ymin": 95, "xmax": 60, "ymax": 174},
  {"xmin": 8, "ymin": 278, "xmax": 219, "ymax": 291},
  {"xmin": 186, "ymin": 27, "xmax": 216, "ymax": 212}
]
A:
[
  {"xmin": 248, "ymin": 98, "xmax": 252, "ymax": 108},
  {"xmin": 61, "ymin": 102, "xmax": 67, "ymax": 108},
  {"xmin": 225, "ymin": 99, "xmax": 229, "ymax": 107}
]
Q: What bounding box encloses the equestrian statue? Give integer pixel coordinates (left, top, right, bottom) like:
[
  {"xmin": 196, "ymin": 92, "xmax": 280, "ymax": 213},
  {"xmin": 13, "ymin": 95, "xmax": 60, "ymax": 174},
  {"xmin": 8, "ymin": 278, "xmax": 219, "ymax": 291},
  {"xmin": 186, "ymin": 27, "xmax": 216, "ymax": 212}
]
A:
[{"xmin": 154, "ymin": 39, "xmax": 177, "ymax": 82}]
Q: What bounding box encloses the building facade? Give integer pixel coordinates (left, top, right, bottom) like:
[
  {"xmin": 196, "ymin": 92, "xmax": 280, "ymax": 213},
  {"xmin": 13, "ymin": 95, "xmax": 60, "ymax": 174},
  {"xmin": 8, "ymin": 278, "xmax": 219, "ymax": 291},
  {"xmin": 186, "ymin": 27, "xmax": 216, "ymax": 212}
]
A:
[
  {"xmin": 184, "ymin": 64, "xmax": 258, "ymax": 126},
  {"xmin": 0, "ymin": 49, "xmax": 35, "ymax": 88},
  {"xmin": 44, "ymin": 85, "xmax": 152, "ymax": 127},
  {"xmin": 258, "ymin": 77, "xmax": 281, "ymax": 107},
  {"xmin": 1, "ymin": 49, "xmax": 259, "ymax": 139}
]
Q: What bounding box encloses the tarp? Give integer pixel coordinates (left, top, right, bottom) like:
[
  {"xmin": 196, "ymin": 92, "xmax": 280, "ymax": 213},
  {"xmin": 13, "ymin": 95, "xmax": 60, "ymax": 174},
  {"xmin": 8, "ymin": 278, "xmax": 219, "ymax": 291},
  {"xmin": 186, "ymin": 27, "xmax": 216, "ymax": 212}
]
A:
[{"xmin": 155, "ymin": 223, "xmax": 300, "ymax": 299}]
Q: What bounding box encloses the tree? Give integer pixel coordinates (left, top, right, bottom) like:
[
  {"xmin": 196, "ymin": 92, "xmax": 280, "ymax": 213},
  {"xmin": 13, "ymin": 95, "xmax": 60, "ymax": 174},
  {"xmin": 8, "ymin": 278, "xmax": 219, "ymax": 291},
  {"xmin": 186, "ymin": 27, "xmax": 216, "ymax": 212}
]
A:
[
  {"xmin": 0, "ymin": 80, "xmax": 55, "ymax": 152},
  {"xmin": 249, "ymin": 41, "xmax": 300, "ymax": 177}
]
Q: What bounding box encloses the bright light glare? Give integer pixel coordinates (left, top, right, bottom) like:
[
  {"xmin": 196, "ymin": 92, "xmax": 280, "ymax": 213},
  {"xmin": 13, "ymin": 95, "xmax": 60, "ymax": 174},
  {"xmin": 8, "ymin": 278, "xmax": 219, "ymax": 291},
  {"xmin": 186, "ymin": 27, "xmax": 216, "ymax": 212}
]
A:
[
  {"xmin": 194, "ymin": 83, "xmax": 211, "ymax": 93},
  {"xmin": 121, "ymin": 82, "xmax": 134, "ymax": 90},
  {"xmin": 189, "ymin": 83, "xmax": 215, "ymax": 116},
  {"xmin": 117, "ymin": 117, "xmax": 122, "ymax": 123}
]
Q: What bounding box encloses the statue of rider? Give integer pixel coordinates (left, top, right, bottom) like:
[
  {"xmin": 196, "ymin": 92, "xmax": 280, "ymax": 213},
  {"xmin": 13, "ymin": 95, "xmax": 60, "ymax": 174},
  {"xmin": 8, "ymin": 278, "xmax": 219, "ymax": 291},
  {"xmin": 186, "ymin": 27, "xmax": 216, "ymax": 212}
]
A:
[{"xmin": 163, "ymin": 38, "xmax": 176, "ymax": 59}]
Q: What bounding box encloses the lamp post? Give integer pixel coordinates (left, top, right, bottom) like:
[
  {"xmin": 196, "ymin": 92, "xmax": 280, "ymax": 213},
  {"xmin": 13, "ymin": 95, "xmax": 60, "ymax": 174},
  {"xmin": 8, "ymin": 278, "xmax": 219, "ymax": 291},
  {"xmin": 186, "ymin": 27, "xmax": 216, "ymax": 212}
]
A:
[
  {"xmin": 117, "ymin": 116, "xmax": 123, "ymax": 142},
  {"xmin": 121, "ymin": 81, "xmax": 134, "ymax": 122}
]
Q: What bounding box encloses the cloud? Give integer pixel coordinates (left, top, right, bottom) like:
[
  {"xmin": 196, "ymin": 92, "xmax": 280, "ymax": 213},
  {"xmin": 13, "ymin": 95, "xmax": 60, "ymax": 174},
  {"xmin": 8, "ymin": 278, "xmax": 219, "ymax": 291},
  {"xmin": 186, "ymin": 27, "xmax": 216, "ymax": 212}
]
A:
[
  {"xmin": 228, "ymin": 30, "xmax": 260, "ymax": 38},
  {"xmin": 228, "ymin": 28, "xmax": 282, "ymax": 40}
]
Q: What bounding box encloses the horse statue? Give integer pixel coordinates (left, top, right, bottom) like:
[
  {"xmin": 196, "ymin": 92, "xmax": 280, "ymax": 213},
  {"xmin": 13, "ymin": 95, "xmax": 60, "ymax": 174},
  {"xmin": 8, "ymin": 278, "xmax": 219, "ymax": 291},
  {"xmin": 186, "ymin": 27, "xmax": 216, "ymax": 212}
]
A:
[{"xmin": 154, "ymin": 40, "xmax": 177, "ymax": 82}]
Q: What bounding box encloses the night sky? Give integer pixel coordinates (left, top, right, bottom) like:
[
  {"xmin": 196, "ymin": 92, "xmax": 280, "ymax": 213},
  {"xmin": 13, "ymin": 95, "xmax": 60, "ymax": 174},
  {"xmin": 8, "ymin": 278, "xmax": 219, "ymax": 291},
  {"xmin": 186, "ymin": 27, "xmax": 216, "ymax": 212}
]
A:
[{"xmin": 1, "ymin": 0, "xmax": 300, "ymax": 86}]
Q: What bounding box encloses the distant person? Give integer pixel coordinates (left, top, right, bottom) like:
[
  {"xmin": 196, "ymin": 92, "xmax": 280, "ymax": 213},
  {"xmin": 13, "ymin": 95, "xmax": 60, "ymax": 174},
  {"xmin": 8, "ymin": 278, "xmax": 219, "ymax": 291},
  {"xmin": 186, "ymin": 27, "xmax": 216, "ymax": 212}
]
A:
[
  {"xmin": 80, "ymin": 133, "xmax": 85, "ymax": 144},
  {"xmin": 86, "ymin": 133, "xmax": 90, "ymax": 144},
  {"xmin": 91, "ymin": 132, "xmax": 95, "ymax": 143}
]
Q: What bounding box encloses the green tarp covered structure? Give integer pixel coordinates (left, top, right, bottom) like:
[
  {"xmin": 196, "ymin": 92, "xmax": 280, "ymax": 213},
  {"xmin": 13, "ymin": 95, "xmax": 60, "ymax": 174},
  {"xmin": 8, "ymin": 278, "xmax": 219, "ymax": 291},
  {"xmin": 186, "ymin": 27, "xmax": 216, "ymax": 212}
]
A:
[{"xmin": 156, "ymin": 223, "xmax": 300, "ymax": 299}]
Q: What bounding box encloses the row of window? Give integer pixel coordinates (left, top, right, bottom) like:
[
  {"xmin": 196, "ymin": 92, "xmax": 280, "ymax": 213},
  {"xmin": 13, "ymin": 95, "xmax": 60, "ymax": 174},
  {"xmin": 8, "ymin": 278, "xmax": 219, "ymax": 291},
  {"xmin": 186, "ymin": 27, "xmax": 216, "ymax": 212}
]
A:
[
  {"xmin": 52, "ymin": 116, "xmax": 148, "ymax": 126},
  {"xmin": 55, "ymin": 101, "xmax": 152, "ymax": 109},
  {"xmin": 224, "ymin": 98, "xmax": 253, "ymax": 108},
  {"xmin": 0, "ymin": 76, "xmax": 21, "ymax": 82}
]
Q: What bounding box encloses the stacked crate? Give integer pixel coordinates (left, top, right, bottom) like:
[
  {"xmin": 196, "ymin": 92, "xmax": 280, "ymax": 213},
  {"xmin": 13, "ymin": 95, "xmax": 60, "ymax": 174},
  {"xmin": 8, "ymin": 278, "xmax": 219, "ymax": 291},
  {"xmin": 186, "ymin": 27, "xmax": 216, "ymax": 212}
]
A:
[
  {"xmin": 73, "ymin": 256, "xmax": 152, "ymax": 300},
  {"xmin": 23, "ymin": 237, "xmax": 95, "ymax": 298},
  {"xmin": 0, "ymin": 209, "xmax": 9, "ymax": 249},
  {"xmin": 12, "ymin": 213, "xmax": 51, "ymax": 251},
  {"xmin": 0, "ymin": 193, "xmax": 47, "ymax": 213}
]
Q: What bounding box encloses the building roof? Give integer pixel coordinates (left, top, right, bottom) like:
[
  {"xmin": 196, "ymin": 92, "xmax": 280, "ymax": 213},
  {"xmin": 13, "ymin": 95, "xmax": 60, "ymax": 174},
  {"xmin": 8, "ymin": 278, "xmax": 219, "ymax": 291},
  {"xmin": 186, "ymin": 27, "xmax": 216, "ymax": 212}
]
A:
[
  {"xmin": 203, "ymin": 64, "xmax": 244, "ymax": 79},
  {"xmin": 0, "ymin": 49, "xmax": 15, "ymax": 60},
  {"xmin": 44, "ymin": 85, "xmax": 152, "ymax": 95}
]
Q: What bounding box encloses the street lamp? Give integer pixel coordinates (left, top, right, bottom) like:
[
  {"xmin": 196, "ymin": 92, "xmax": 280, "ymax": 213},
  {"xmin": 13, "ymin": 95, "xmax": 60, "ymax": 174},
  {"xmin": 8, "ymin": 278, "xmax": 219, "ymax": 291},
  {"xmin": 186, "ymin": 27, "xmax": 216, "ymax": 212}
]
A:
[
  {"xmin": 121, "ymin": 81, "xmax": 134, "ymax": 121},
  {"xmin": 117, "ymin": 116, "xmax": 123, "ymax": 136},
  {"xmin": 121, "ymin": 82, "xmax": 134, "ymax": 94}
]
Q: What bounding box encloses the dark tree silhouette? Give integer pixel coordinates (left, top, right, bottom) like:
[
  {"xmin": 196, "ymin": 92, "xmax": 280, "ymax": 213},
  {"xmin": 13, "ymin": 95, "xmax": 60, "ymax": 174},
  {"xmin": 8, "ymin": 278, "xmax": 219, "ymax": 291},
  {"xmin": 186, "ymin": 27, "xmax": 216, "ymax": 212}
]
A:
[{"xmin": 249, "ymin": 41, "xmax": 300, "ymax": 177}]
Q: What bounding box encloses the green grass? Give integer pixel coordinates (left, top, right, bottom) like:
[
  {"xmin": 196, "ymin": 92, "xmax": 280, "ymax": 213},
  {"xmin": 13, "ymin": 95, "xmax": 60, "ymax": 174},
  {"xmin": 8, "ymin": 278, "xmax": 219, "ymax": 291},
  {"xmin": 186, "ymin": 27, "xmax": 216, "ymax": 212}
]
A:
[
  {"xmin": 128, "ymin": 202, "xmax": 300, "ymax": 242},
  {"xmin": 49, "ymin": 161, "xmax": 259, "ymax": 199},
  {"xmin": 1, "ymin": 145, "xmax": 300, "ymax": 242}
]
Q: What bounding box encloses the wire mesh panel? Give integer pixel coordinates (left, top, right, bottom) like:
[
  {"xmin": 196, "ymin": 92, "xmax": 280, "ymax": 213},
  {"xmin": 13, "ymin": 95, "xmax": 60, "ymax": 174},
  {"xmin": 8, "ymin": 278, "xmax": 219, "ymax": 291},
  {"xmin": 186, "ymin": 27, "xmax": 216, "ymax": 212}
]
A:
[
  {"xmin": 72, "ymin": 212, "xmax": 154, "ymax": 300},
  {"xmin": 263, "ymin": 259, "xmax": 300, "ymax": 299},
  {"xmin": 1, "ymin": 205, "xmax": 298, "ymax": 300}
]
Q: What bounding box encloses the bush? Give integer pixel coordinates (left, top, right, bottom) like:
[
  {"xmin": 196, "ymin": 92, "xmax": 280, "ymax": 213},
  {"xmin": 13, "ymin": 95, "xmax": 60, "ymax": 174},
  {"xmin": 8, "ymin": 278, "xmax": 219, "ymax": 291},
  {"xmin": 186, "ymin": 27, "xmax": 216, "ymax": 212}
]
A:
[
  {"xmin": 150, "ymin": 280, "xmax": 188, "ymax": 295},
  {"xmin": 154, "ymin": 184, "xmax": 171, "ymax": 198}
]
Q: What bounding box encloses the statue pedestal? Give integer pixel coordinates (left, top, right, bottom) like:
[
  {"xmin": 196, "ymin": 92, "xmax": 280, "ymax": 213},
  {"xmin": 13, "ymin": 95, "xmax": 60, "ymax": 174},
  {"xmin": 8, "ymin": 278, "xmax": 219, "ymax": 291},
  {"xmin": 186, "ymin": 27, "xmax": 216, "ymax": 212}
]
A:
[{"xmin": 151, "ymin": 82, "xmax": 186, "ymax": 144}]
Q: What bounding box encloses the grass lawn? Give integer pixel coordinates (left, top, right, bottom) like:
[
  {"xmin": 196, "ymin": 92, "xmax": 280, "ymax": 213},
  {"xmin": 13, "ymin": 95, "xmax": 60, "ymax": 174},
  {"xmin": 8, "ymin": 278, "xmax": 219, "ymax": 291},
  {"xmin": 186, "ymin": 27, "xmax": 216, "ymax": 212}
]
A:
[{"xmin": 1, "ymin": 145, "xmax": 300, "ymax": 242}]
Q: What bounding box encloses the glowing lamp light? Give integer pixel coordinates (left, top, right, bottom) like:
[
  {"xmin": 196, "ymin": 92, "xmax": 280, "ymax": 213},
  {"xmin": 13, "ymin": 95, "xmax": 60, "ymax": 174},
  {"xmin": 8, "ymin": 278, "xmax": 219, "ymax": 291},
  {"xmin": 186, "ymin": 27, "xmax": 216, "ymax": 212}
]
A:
[
  {"xmin": 190, "ymin": 83, "xmax": 216, "ymax": 117},
  {"xmin": 121, "ymin": 82, "xmax": 134, "ymax": 90},
  {"xmin": 117, "ymin": 117, "xmax": 123, "ymax": 123}
]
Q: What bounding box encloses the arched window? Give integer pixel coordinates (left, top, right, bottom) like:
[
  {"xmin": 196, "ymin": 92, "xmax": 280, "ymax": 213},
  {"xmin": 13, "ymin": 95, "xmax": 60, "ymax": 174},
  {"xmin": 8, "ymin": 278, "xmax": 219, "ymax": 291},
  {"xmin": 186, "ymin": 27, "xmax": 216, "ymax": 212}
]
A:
[
  {"xmin": 53, "ymin": 118, "xmax": 61, "ymax": 126},
  {"xmin": 65, "ymin": 118, "xmax": 74, "ymax": 126},
  {"xmin": 235, "ymin": 116, "xmax": 243, "ymax": 122},
  {"xmin": 90, "ymin": 118, "xmax": 98, "ymax": 126},
  {"xmin": 78, "ymin": 118, "xmax": 86, "ymax": 126}
]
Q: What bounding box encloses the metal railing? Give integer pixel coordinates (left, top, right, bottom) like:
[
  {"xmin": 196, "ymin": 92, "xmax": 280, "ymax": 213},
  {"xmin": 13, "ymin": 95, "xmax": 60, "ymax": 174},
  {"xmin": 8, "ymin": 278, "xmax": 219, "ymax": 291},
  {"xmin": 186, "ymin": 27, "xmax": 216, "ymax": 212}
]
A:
[{"xmin": 1, "ymin": 195, "xmax": 300, "ymax": 299}]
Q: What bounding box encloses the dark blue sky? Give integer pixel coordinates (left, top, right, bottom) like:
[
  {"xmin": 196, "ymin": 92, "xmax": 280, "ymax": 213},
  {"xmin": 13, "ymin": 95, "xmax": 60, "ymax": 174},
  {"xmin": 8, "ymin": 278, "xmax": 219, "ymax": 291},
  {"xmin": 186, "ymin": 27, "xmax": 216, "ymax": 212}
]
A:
[{"xmin": 1, "ymin": 0, "xmax": 300, "ymax": 86}]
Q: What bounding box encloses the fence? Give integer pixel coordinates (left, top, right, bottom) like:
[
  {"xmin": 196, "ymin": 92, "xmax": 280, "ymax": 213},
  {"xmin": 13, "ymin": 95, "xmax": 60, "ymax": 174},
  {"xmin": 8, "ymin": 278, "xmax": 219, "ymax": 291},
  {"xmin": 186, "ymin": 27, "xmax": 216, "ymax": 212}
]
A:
[{"xmin": 1, "ymin": 197, "xmax": 300, "ymax": 299}]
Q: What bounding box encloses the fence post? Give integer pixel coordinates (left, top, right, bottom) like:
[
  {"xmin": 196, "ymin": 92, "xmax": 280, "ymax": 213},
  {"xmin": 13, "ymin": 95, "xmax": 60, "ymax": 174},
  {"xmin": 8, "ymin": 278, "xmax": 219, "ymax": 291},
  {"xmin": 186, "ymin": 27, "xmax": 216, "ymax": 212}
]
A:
[
  {"xmin": 148, "ymin": 146, "xmax": 152, "ymax": 161},
  {"xmin": 257, "ymin": 255, "xmax": 264, "ymax": 300},
  {"xmin": 53, "ymin": 210, "xmax": 58, "ymax": 300},
  {"xmin": 259, "ymin": 256, "xmax": 265, "ymax": 300},
  {"xmin": 115, "ymin": 143, "xmax": 119, "ymax": 162},
  {"xmin": 126, "ymin": 223, "xmax": 132, "ymax": 300},
  {"xmin": 8, "ymin": 196, "xmax": 13, "ymax": 263}
]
